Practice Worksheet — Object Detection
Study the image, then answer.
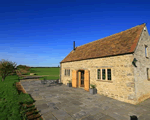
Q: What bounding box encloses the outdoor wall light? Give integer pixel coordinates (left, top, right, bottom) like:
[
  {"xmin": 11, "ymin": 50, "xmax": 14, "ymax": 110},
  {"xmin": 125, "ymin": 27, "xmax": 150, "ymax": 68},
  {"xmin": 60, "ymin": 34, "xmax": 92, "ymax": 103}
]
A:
[{"xmin": 132, "ymin": 58, "xmax": 137, "ymax": 67}]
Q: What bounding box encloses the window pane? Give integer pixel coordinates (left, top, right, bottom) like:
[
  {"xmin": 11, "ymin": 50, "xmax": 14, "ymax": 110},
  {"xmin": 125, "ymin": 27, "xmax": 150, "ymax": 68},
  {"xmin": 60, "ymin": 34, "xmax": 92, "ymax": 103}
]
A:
[
  {"xmin": 147, "ymin": 47, "xmax": 148, "ymax": 57},
  {"xmin": 107, "ymin": 69, "xmax": 111, "ymax": 80},
  {"xmin": 102, "ymin": 69, "xmax": 105, "ymax": 80},
  {"xmin": 147, "ymin": 68, "xmax": 149, "ymax": 79},
  {"xmin": 97, "ymin": 69, "xmax": 101, "ymax": 79},
  {"xmin": 65, "ymin": 69, "xmax": 66, "ymax": 75},
  {"xmin": 145, "ymin": 46, "xmax": 148, "ymax": 57},
  {"xmin": 67, "ymin": 70, "xmax": 68, "ymax": 76},
  {"xmin": 67, "ymin": 70, "xmax": 69, "ymax": 76},
  {"xmin": 66, "ymin": 70, "xmax": 67, "ymax": 75},
  {"xmin": 147, "ymin": 68, "xmax": 150, "ymax": 80},
  {"xmin": 145, "ymin": 47, "xmax": 147, "ymax": 57},
  {"xmin": 69, "ymin": 69, "xmax": 70, "ymax": 76}
]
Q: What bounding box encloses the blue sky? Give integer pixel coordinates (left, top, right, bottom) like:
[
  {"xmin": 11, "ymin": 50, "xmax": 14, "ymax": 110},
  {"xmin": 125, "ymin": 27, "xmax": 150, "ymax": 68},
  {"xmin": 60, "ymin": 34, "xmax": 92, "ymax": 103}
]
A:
[{"xmin": 0, "ymin": 0, "xmax": 150, "ymax": 67}]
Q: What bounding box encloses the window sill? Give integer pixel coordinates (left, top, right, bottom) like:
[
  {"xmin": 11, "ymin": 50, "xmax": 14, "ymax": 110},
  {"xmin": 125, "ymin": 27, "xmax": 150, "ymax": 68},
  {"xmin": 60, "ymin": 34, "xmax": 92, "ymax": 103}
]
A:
[{"xmin": 96, "ymin": 79, "xmax": 113, "ymax": 83}]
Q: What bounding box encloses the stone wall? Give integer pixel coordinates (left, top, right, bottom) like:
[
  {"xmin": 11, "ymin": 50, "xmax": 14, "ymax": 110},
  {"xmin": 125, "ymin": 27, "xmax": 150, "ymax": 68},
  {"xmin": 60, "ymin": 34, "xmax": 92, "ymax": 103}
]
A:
[
  {"xmin": 60, "ymin": 54, "xmax": 138, "ymax": 104},
  {"xmin": 133, "ymin": 26, "xmax": 150, "ymax": 104}
]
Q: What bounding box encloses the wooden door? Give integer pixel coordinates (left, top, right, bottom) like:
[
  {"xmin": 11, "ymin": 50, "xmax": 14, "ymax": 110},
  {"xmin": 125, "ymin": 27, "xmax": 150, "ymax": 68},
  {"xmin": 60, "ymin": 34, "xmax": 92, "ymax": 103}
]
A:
[
  {"xmin": 84, "ymin": 70, "xmax": 90, "ymax": 91},
  {"xmin": 72, "ymin": 70, "xmax": 78, "ymax": 88}
]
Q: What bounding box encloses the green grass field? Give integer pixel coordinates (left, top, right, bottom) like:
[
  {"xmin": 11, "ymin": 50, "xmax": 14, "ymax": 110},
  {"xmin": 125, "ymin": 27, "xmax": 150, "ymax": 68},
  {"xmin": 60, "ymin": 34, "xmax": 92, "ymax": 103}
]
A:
[
  {"xmin": 27, "ymin": 67, "xmax": 60, "ymax": 80},
  {"xmin": 0, "ymin": 75, "xmax": 35, "ymax": 120},
  {"xmin": 0, "ymin": 67, "xmax": 60, "ymax": 119}
]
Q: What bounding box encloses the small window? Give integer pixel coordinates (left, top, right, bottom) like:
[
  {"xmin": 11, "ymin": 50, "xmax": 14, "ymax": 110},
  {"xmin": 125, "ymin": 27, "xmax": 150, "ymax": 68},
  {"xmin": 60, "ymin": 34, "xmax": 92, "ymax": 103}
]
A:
[
  {"xmin": 145, "ymin": 45, "xmax": 148, "ymax": 57},
  {"xmin": 102, "ymin": 69, "xmax": 106, "ymax": 80},
  {"xmin": 147, "ymin": 68, "xmax": 150, "ymax": 80},
  {"xmin": 97, "ymin": 69, "xmax": 101, "ymax": 79},
  {"xmin": 107, "ymin": 69, "xmax": 111, "ymax": 80},
  {"xmin": 64, "ymin": 69, "xmax": 70, "ymax": 76},
  {"xmin": 97, "ymin": 68, "xmax": 112, "ymax": 81}
]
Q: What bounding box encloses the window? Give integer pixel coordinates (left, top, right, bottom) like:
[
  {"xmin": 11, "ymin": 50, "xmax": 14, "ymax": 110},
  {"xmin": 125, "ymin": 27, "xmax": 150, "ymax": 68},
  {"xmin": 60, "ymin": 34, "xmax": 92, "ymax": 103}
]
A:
[
  {"xmin": 97, "ymin": 68, "xmax": 112, "ymax": 81},
  {"xmin": 107, "ymin": 69, "xmax": 111, "ymax": 80},
  {"xmin": 64, "ymin": 69, "xmax": 70, "ymax": 76},
  {"xmin": 145, "ymin": 45, "xmax": 148, "ymax": 57},
  {"xmin": 147, "ymin": 68, "xmax": 150, "ymax": 80},
  {"xmin": 102, "ymin": 69, "xmax": 106, "ymax": 80},
  {"xmin": 97, "ymin": 69, "xmax": 101, "ymax": 79}
]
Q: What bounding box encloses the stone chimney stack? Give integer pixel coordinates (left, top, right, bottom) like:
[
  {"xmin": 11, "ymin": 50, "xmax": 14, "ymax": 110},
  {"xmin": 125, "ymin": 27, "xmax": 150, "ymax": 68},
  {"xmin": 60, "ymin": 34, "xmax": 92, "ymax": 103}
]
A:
[{"xmin": 73, "ymin": 41, "xmax": 75, "ymax": 51}]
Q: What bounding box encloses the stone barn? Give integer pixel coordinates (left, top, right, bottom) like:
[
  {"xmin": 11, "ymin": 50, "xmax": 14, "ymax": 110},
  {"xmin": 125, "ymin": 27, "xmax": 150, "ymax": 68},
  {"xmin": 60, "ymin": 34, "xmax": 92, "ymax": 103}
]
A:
[{"xmin": 60, "ymin": 23, "xmax": 150, "ymax": 105}]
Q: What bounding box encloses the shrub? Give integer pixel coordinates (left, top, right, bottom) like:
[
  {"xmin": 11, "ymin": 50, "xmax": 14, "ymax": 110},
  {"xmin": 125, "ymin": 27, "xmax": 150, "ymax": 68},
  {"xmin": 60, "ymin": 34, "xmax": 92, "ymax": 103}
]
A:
[
  {"xmin": 90, "ymin": 84, "xmax": 96, "ymax": 89},
  {"xmin": 19, "ymin": 69, "xmax": 29, "ymax": 75},
  {"xmin": 0, "ymin": 59, "xmax": 17, "ymax": 81},
  {"xmin": 17, "ymin": 65, "xmax": 31, "ymax": 71}
]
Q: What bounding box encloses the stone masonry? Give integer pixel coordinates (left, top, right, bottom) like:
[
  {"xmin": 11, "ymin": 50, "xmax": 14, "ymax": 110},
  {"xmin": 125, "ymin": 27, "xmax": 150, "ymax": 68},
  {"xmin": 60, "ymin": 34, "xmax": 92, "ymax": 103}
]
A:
[
  {"xmin": 133, "ymin": 26, "xmax": 150, "ymax": 103},
  {"xmin": 60, "ymin": 54, "xmax": 138, "ymax": 104}
]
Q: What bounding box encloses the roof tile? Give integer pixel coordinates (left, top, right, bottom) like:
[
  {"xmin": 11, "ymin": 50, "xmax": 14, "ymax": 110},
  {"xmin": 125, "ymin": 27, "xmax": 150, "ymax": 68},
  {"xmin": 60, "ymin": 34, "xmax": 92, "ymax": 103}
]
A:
[{"xmin": 61, "ymin": 23, "xmax": 145, "ymax": 63}]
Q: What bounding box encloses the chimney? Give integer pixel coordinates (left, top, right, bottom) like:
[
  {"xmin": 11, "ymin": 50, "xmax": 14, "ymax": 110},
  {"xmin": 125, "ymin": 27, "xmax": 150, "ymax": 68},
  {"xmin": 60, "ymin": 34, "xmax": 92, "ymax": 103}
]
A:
[{"xmin": 73, "ymin": 41, "xmax": 75, "ymax": 51}]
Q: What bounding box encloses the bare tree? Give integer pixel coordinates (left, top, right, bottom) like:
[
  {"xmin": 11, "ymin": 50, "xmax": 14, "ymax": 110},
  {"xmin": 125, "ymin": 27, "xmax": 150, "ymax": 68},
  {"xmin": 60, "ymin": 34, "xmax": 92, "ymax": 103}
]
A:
[{"xmin": 0, "ymin": 59, "xmax": 17, "ymax": 81}]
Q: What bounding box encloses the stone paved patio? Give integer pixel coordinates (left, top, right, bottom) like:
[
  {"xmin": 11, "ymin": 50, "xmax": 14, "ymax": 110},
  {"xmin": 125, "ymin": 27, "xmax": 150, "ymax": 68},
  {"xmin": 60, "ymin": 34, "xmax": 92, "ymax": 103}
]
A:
[{"xmin": 20, "ymin": 79, "xmax": 150, "ymax": 120}]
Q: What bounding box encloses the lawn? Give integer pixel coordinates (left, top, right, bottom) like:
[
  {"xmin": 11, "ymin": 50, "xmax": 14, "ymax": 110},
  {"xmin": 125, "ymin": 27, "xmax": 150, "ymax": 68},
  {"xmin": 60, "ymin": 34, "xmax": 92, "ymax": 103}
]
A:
[
  {"xmin": 0, "ymin": 75, "xmax": 36, "ymax": 120},
  {"xmin": 27, "ymin": 67, "xmax": 60, "ymax": 80}
]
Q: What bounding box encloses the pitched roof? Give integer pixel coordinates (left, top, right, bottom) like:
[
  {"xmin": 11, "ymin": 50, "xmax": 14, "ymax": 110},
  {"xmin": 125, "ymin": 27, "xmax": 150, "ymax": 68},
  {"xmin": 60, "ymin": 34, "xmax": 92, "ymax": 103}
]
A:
[{"xmin": 61, "ymin": 23, "xmax": 146, "ymax": 63}]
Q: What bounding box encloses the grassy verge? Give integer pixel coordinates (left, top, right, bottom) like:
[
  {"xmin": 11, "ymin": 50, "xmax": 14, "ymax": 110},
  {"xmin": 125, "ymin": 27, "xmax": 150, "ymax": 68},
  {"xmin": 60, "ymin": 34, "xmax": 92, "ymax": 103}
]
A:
[{"xmin": 0, "ymin": 75, "xmax": 39, "ymax": 120}]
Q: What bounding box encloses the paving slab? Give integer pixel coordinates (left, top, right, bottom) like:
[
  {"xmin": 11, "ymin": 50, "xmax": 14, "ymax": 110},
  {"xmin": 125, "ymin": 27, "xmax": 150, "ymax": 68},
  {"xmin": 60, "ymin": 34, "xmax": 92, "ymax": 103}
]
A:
[
  {"xmin": 35, "ymin": 103, "xmax": 49, "ymax": 110},
  {"xmin": 81, "ymin": 115, "xmax": 97, "ymax": 120},
  {"xmin": 69, "ymin": 100, "xmax": 82, "ymax": 106},
  {"xmin": 52, "ymin": 109, "xmax": 72, "ymax": 119},
  {"xmin": 34, "ymin": 100, "xmax": 46, "ymax": 105},
  {"xmin": 108, "ymin": 111, "xmax": 127, "ymax": 120},
  {"xmin": 63, "ymin": 105, "xmax": 81, "ymax": 114},
  {"xmin": 72, "ymin": 110, "xmax": 90, "ymax": 120},
  {"xmin": 32, "ymin": 95, "xmax": 43, "ymax": 100},
  {"xmin": 42, "ymin": 112, "xmax": 57, "ymax": 120},
  {"xmin": 138, "ymin": 111, "xmax": 150, "ymax": 120},
  {"xmin": 20, "ymin": 79, "xmax": 150, "ymax": 120},
  {"xmin": 98, "ymin": 115, "xmax": 118, "ymax": 120},
  {"xmin": 39, "ymin": 108, "xmax": 53, "ymax": 115}
]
